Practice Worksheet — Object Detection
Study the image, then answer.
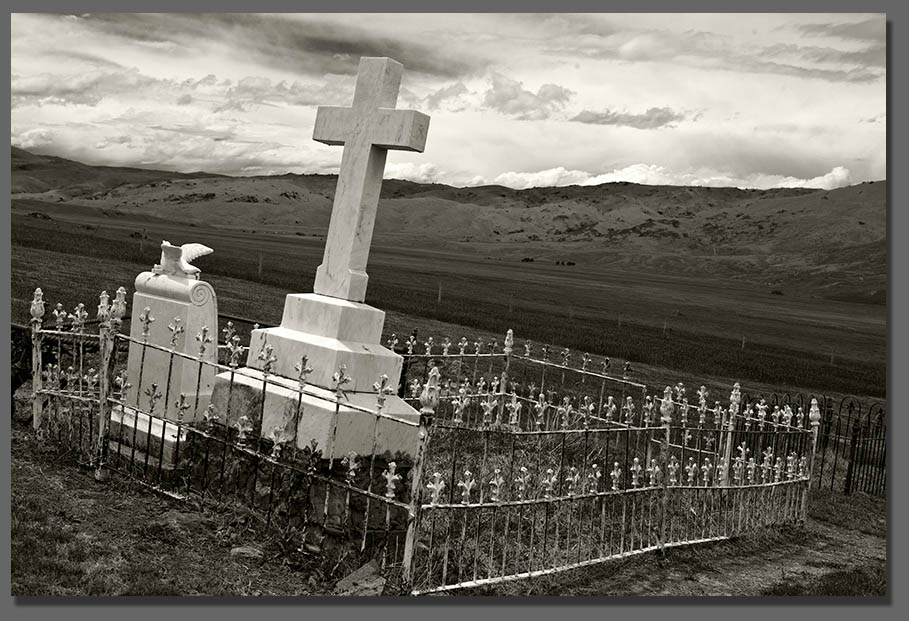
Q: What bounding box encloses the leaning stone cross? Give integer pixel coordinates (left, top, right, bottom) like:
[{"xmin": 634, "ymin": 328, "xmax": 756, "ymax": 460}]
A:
[
  {"xmin": 209, "ymin": 57, "xmax": 429, "ymax": 459},
  {"xmin": 312, "ymin": 56, "xmax": 430, "ymax": 302}
]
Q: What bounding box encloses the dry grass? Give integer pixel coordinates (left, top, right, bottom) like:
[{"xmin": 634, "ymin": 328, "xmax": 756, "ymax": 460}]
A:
[{"xmin": 12, "ymin": 405, "xmax": 887, "ymax": 597}]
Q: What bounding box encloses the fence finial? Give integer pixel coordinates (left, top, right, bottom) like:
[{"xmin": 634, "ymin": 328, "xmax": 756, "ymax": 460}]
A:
[
  {"xmin": 111, "ymin": 287, "xmax": 128, "ymax": 322},
  {"xmin": 53, "ymin": 303, "xmax": 66, "ymax": 329},
  {"xmin": 30, "ymin": 288, "xmax": 45, "ymax": 324},
  {"xmin": 660, "ymin": 386, "xmax": 674, "ymax": 423},
  {"xmin": 420, "ymin": 366, "xmax": 441, "ymax": 417},
  {"xmin": 139, "ymin": 307, "xmax": 155, "ymax": 340},
  {"xmin": 603, "ymin": 395, "xmax": 617, "ymax": 422},
  {"xmin": 427, "ymin": 472, "xmax": 446, "ymax": 504},
  {"xmin": 167, "ymin": 317, "xmax": 184, "ymax": 347},
  {"xmin": 196, "ymin": 326, "xmax": 213, "ymax": 356},
  {"xmin": 729, "ymin": 382, "xmax": 742, "ymax": 416},
  {"xmin": 809, "ymin": 398, "xmax": 821, "ymax": 426},
  {"xmin": 97, "ymin": 290, "xmax": 111, "ymax": 323},
  {"xmin": 69, "ymin": 303, "xmax": 88, "ymax": 333},
  {"xmin": 296, "ymin": 355, "xmax": 314, "ymax": 387}
]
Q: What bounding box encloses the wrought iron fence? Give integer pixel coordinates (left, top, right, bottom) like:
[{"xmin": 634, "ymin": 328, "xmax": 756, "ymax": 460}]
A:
[
  {"xmin": 397, "ymin": 375, "xmax": 815, "ymax": 594},
  {"xmin": 26, "ymin": 288, "xmax": 419, "ymax": 575},
  {"xmin": 22, "ymin": 287, "xmax": 878, "ymax": 595}
]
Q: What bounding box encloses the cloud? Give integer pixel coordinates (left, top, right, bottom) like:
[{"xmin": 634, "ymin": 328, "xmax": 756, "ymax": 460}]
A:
[
  {"xmin": 482, "ymin": 73, "xmax": 573, "ymax": 120},
  {"xmin": 762, "ymin": 42, "xmax": 886, "ymax": 69},
  {"xmin": 770, "ymin": 166, "xmax": 852, "ymax": 190},
  {"xmin": 796, "ymin": 17, "xmax": 885, "ymax": 42},
  {"xmin": 216, "ymin": 75, "xmax": 354, "ymax": 112},
  {"xmin": 384, "ymin": 162, "xmax": 449, "ymax": 184},
  {"xmin": 14, "ymin": 128, "xmax": 57, "ymax": 151},
  {"xmin": 570, "ymin": 107, "xmax": 686, "ymax": 129},
  {"xmin": 73, "ymin": 13, "xmax": 489, "ymax": 80},
  {"xmin": 545, "ymin": 24, "xmax": 884, "ymax": 83},
  {"xmin": 424, "ymin": 81, "xmax": 470, "ymax": 111},
  {"xmin": 486, "ymin": 164, "xmax": 854, "ymax": 190},
  {"xmin": 11, "ymin": 68, "xmax": 158, "ymax": 107},
  {"xmin": 491, "ymin": 167, "xmax": 591, "ymax": 188}
]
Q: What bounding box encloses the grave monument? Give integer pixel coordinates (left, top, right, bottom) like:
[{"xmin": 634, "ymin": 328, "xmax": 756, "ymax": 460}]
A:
[
  {"xmin": 109, "ymin": 241, "xmax": 218, "ymax": 465},
  {"xmin": 123, "ymin": 240, "xmax": 218, "ymax": 420},
  {"xmin": 209, "ymin": 57, "xmax": 430, "ymax": 457}
]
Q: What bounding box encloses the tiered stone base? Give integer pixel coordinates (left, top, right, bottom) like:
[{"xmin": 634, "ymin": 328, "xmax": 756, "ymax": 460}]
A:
[
  {"xmin": 209, "ymin": 369, "xmax": 419, "ymax": 458},
  {"xmin": 210, "ymin": 292, "xmax": 420, "ymax": 457}
]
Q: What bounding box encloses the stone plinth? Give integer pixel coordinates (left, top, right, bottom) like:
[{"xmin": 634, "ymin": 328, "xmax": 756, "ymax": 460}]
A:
[
  {"xmin": 210, "ymin": 369, "xmax": 419, "ymax": 458},
  {"xmin": 107, "ymin": 404, "xmax": 186, "ymax": 470},
  {"xmin": 124, "ymin": 271, "xmax": 218, "ymax": 422},
  {"xmin": 246, "ymin": 293, "xmax": 402, "ymax": 392},
  {"xmin": 210, "ymin": 292, "xmax": 420, "ymax": 457}
]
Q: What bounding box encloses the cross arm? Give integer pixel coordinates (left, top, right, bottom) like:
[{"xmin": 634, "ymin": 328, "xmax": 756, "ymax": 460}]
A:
[
  {"xmin": 312, "ymin": 106, "xmax": 350, "ymax": 146},
  {"xmin": 370, "ymin": 109, "xmax": 430, "ymax": 153},
  {"xmin": 313, "ymin": 106, "xmax": 430, "ymax": 153}
]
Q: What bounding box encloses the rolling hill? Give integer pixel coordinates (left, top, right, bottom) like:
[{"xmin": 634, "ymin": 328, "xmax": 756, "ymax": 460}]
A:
[{"xmin": 11, "ymin": 146, "xmax": 886, "ymax": 304}]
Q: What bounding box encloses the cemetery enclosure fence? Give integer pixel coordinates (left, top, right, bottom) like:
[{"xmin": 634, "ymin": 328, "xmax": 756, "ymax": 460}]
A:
[{"xmin": 21, "ymin": 288, "xmax": 883, "ymax": 595}]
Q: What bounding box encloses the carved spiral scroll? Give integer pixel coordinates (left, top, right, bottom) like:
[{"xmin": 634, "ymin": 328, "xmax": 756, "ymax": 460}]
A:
[{"xmin": 190, "ymin": 282, "xmax": 214, "ymax": 307}]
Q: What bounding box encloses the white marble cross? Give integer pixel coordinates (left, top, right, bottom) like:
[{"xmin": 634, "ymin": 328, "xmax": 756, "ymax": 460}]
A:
[{"xmin": 312, "ymin": 57, "xmax": 430, "ymax": 302}]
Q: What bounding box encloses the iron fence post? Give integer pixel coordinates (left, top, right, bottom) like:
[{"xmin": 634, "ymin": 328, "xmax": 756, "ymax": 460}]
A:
[
  {"xmin": 498, "ymin": 329, "xmax": 514, "ymax": 421},
  {"xmin": 401, "ymin": 366, "xmax": 439, "ymax": 594},
  {"xmin": 721, "ymin": 415, "xmax": 735, "ymax": 487},
  {"xmin": 844, "ymin": 417, "xmax": 861, "ymax": 495},
  {"xmin": 801, "ymin": 398, "xmax": 822, "ymax": 521},
  {"xmin": 721, "ymin": 384, "xmax": 740, "ymax": 487},
  {"xmin": 29, "ymin": 288, "xmax": 46, "ymax": 432},
  {"xmin": 94, "ymin": 287, "xmax": 127, "ymax": 482},
  {"xmin": 658, "ymin": 404, "xmax": 671, "ymax": 555}
]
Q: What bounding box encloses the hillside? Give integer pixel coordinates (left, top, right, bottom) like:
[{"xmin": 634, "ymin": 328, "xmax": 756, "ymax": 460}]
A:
[{"xmin": 10, "ymin": 146, "xmax": 886, "ymax": 304}]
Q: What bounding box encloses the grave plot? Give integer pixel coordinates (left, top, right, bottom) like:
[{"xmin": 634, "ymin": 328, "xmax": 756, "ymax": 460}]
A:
[{"xmin": 20, "ymin": 55, "xmax": 848, "ymax": 596}]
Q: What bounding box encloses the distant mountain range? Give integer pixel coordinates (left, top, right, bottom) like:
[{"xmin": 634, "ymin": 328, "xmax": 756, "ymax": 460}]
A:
[{"xmin": 11, "ymin": 146, "xmax": 886, "ymax": 304}]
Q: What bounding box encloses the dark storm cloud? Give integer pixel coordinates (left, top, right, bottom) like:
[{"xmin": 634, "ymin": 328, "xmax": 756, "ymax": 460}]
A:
[
  {"xmin": 570, "ymin": 107, "xmax": 686, "ymax": 129},
  {"xmin": 75, "ymin": 13, "xmax": 488, "ymax": 79}
]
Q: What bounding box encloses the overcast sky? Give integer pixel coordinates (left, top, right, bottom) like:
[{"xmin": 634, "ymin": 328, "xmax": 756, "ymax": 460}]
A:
[{"xmin": 11, "ymin": 13, "xmax": 886, "ymax": 190}]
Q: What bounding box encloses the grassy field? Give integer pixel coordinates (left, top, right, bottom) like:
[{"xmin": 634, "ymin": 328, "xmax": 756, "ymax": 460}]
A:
[{"xmin": 11, "ymin": 200, "xmax": 886, "ymax": 400}]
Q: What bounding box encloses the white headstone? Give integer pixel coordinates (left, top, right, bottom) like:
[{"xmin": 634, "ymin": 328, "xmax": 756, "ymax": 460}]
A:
[{"xmin": 124, "ymin": 241, "xmax": 217, "ymax": 422}]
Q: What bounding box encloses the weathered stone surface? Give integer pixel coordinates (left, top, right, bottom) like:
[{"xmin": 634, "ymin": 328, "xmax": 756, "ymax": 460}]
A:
[
  {"xmin": 209, "ymin": 369, "xmax": 420, "ymax": 457},
  {"xmin": 311, "ymin": 57, "xmax": 430, "ymax": 303},
  {"xmin": 107, "ymin": 404, "xmax": 185, "ymax": 467},
  {"xmin": 210, "ymin": 57, "xmax": 430, "ymax": 458},
  {"xmin": 124, "ymin": 254, "xmax": 218, "ymax": 423},
  {"xmin": 246, "ymin": 325, "xmax": 403, "ymax": 394}
]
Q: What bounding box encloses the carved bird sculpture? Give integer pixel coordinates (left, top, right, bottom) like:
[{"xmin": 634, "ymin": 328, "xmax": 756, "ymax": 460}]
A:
[{"xmin": 153, "ymin": 240, "xmax": 213, "ymax": 279}]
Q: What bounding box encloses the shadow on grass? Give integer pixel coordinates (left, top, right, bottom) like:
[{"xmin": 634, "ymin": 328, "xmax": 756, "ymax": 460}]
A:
[{"xmin": 761, "ymin": 563, "xmax": 886, "ymax": 596}]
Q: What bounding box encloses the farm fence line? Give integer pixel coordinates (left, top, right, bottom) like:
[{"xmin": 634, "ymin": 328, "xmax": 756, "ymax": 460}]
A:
[{"xmin": 20, "ymin": 286, "xmax": 883, "ymax": 594}]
